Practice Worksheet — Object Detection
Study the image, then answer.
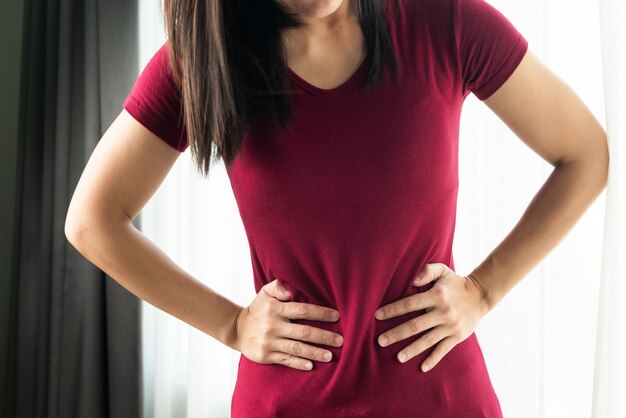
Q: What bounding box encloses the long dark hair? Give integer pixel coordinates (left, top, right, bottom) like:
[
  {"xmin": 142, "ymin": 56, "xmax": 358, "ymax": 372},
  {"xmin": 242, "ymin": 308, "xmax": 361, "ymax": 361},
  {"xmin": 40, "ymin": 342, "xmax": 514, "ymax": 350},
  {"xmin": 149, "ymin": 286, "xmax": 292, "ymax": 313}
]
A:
[{"xmin": 163, "ymin": 0, "xmax": 400, "ymax": 176}]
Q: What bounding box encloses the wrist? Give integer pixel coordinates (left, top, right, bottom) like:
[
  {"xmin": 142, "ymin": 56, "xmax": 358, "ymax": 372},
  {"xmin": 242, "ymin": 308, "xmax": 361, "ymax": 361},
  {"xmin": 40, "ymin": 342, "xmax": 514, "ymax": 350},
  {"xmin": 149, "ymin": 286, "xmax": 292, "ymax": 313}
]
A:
[
  {"xmin": 223, "ymin": 305, "xmax": 245, "ymax": 351},
  {"xmin": 466, "ymin": 272, "xmax": 492, "ymax": 316}
]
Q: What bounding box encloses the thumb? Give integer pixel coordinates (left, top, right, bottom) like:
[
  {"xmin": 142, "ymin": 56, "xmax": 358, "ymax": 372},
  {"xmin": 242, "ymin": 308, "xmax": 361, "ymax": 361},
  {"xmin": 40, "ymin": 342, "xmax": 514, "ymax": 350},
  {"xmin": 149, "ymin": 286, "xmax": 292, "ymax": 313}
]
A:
[
  {"xmin": 266, "ymin": 278, "xmax": 292, "ymax": 301},
  {"xmin": 412, "ymin": 264, "xmax": 439, "ymax": 286}
]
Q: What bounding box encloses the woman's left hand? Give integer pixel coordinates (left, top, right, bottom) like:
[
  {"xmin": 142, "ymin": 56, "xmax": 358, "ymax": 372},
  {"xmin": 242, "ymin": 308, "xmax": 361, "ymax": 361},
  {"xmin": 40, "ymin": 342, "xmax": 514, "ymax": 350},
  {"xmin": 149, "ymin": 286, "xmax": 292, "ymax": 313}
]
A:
[{"xmin": 374, "ymin": 262, "xmax": 490, "ymax": 372}]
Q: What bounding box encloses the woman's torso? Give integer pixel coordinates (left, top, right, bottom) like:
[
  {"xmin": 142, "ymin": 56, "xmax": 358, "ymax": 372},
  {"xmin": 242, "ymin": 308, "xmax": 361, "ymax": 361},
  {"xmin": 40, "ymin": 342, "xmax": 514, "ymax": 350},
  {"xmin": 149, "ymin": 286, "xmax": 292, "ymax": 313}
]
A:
[{"xmin": 226, "ymin": 0, "xmax": 503, "ymax": 416}]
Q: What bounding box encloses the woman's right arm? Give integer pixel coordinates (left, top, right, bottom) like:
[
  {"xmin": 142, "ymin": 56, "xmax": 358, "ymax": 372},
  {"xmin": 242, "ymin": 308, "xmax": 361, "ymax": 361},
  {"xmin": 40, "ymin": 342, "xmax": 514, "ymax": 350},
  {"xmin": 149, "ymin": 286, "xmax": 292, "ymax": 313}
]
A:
[{"xmin": 64, "ymin": 109, "xmax": 243, "ymax": 350}]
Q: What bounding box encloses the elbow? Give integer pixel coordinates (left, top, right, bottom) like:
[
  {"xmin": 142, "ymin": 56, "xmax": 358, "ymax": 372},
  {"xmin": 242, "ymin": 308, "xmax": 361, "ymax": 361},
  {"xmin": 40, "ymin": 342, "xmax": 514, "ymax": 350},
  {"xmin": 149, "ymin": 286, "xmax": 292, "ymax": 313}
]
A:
[
  {"xmin": 557, "ymin": 131, "xmax": 609, "ymax": 193},
  {"xmin": 64, "ymin": 213, "xmax": 85, "ymax": 250},
  {"xmin": 64, "ymin": 205, "xmax": 132, "ymax": 255},
  {"xmin": 64, "ymin": 202, "xmax": 93, "ymax": 250},
  {"xmin": 588, "ymin": 135, "xmax": 610, "ymax": 197},
  {"xmin": 65, "ymin": 214, "xmax": 106, "ymax": 261},
  {"xmin": 65, "ymin": 197, "xmax": 81, "ymax": 245},
  {"xmin": 581, "ymin": 130, "xmax": 609, "ymax": 190},
  {"xmin": 597, "ymin": 132, "xmax": 610, "ymax": 190}
]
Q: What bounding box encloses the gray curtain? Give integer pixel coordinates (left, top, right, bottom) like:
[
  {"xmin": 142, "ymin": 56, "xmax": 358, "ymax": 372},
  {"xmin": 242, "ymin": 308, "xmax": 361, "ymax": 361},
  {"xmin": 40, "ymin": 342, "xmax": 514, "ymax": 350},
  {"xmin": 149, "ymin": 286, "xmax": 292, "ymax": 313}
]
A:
[{"xmin": 6, "ymin": 0, "xmax": 142, "ymax": 417}]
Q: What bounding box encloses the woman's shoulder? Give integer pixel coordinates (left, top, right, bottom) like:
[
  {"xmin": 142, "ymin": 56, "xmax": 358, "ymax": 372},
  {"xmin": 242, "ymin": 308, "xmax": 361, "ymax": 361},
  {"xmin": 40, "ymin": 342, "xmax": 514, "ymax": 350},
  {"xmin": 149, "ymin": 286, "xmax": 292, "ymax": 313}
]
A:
[
  {"xmin": 122, "ymin": 40, "xmax": 189, "ymax": 152},
  {"xmin": 385, "ymin": 0, "xmax": 460, "ymax": 40}
]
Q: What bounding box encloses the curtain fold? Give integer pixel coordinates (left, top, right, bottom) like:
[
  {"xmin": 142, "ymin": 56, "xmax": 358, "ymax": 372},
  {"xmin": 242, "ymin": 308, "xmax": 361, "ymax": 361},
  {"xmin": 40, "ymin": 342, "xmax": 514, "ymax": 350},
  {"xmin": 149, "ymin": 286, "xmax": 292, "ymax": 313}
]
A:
[
  {"xmin": 593, "ymin": 0, "xmax": 626, "ymax": 416},
  {"xmin": 7, "ymin": 0, "xmax": 142, "ymax": 417}
]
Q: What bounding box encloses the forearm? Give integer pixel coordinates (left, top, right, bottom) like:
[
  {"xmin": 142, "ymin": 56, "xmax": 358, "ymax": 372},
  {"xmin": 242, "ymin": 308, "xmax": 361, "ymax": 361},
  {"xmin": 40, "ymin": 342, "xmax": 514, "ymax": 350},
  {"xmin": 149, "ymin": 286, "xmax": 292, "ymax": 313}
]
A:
[
  {"xmin": 467, "ymin": 154, "xmax": 608, "ymax": 313},
  {"xmin": 66, "ymin": 219, "xmax": 243, "ymax": 349}
]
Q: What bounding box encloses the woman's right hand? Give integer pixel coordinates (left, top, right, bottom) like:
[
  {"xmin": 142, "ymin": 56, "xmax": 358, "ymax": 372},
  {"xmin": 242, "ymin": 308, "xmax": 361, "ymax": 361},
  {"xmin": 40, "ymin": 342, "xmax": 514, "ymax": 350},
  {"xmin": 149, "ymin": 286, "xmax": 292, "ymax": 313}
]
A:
[{"xmin": 232, "ymin": 278, "xmax": 343, "ymax": 371}]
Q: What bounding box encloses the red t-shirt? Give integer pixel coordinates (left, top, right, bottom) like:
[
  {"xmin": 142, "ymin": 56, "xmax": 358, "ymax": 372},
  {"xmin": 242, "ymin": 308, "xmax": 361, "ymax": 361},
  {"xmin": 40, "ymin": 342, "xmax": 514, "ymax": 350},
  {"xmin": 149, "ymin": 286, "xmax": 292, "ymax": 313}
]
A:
[{"xmin": 123, "ymin": 0, "xmax": 528, "ymax": 416}]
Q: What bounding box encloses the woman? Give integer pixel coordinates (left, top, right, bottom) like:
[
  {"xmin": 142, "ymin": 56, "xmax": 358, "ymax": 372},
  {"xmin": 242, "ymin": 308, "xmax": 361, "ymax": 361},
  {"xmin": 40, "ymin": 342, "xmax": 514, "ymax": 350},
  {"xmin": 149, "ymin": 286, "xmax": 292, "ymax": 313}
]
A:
[{"xmin": 65, "ymin": 0, "xmax": 609, "ymax": 416}]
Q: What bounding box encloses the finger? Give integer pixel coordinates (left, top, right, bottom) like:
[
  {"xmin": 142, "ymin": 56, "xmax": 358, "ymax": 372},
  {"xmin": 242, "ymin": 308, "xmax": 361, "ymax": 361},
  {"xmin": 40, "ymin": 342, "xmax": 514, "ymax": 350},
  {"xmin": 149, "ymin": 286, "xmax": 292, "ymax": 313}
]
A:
[
  {"xmin": 375, "ymin": 291, "xmax": 434, "ymax": 320},
  {"xmin": 278, "ymin": 322, "xmax": 344, "ymax": 347},
  {"xmin": 266, "ymin": 351, "xmax": 314, "ymax": 371},
  {"xmin": 420, "ymin": 336, "xmax": 458, "ymax": 372},
  {"xmin": 275, "ymin": 337, "xmax": 335, "ymax": 364},
  {"xmin": 396, "ymin": 325, "xmax": 450, "ymax": 363},
  {"xmin": 263, "ymin": 278, "xmax": 292, "ymax": 301},
  {"xmin": 412, "ymin": 262, "xmax": 449, "ymax": 286},
  {"xmin": 377, "ymin": 311, "xmax": 444, "ymax": 348},
  {"xmin": 281, "ymin": 301, "xmax": 341, "ymax": 322}
]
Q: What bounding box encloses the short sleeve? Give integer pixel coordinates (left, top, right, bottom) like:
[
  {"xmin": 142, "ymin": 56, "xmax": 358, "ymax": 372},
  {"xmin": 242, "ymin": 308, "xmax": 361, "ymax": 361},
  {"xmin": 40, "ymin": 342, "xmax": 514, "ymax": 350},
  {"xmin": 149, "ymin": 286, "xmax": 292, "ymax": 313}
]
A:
[
  {"xmin": 123, "ymin": 41, "xmax": 189, "ymax": 152},
  {"xmin": 453, "ymin": 0, "xmax": 529, "ymax": 100}
]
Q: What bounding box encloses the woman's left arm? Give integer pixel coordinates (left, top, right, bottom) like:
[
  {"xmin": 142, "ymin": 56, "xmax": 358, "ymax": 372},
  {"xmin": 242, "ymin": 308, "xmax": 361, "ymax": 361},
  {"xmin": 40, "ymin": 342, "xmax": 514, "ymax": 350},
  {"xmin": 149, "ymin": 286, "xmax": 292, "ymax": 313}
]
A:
[{"xmin": 467, "ymin": 48, "xmax": 609, "ymax": 313}]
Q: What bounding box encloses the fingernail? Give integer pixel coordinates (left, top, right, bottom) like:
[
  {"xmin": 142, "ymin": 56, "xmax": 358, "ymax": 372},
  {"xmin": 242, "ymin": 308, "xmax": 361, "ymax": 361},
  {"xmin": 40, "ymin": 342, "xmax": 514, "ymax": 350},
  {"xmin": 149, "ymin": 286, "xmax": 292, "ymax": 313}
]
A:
[
  {"xmin": 378, "ymin": 336, "xmax": 388, "ymax": 346},
  {"xmin": 421, "ymin": 363, "xmax": 429, "ymax": 372},
  {"xmin": 398, "ymin": 352, "xmax": 407, "ymax": 362}
]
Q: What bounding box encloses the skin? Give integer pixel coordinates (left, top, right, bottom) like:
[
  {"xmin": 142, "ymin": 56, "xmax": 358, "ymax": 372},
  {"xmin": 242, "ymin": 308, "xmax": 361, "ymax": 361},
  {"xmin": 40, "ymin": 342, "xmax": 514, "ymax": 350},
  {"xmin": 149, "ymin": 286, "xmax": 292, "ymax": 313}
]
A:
[
  {"xmin": 277, "ymin": 0, "xmax": 366, "ymax": 90},
  {"xmin": 65, "ymin": 0, "xmax": 609, "ymax": 374}
]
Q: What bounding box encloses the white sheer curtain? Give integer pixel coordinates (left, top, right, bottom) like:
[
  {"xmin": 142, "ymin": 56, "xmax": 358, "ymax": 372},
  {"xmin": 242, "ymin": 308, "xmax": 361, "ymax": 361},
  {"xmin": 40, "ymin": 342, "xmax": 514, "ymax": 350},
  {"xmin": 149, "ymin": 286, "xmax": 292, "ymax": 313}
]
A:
[
  {"xmin": 594, "ymin": 0, "xmax": 625, "ymax": 417},
  {"xmin": 136, "ymin": 0, "xmax": 623, "ymax": 417}
]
